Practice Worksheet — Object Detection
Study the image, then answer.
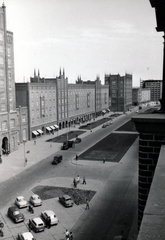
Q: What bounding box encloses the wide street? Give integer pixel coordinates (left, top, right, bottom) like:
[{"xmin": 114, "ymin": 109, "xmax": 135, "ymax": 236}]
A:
[{"xmin": 0, "ymin": 110, "xmax": 139, "ymax": 239}]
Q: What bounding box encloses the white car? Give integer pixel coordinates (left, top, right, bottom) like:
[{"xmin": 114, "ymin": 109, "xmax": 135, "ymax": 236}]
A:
[
  {"xmin": 41, "ymin": 210, "xmax": 58, "ymax": 226},
  {"xmin": 29, "ymin": 217, "xmax": 45, "ymax": 233},
  {"xmin": 15, "ymin": 196, "xmax": 28, "ymax": 208},
  {"xmin": 18, "ymin": 232, "xmax": 35, "ymax": 240},
  {"xmin": 29, "ymin": 194, "xmax": 42, "ymax": 207}
]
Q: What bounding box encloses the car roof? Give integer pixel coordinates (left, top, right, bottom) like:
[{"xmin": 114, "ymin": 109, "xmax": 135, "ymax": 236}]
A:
[
  {"xmin": 62, "ymin": 194, "xmax": 71, "ymax": 199},
  {"xmin": 17, "ymin": 196, "xmax": 24, "ymax": 199},
  {"xmin": 8, "ymin": 206, "xmax": 19, "ymax": 211},
  {"xmin": 31, "ymin": 194, "xmax": 39, "ymax": 198},
  {"xmin": 22, "ymin": 232, "xmax": 34, "ymax": 238},
  {"xmin": 54, "ymin": 154, "xmax": 62, "ymax": 157},
  {"xmin": 33, "ymin": 217, "xmax": 43, "ymax": 224},
  {"xmin": 43, "ymin": 210, "xmax": 54, "ymax": 216}
]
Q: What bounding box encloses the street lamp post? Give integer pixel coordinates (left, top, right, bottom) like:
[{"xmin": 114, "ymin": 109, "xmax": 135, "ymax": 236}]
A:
[{"xmin": 149, "ymin": 0, "xmax": 165, "ymax": 112}]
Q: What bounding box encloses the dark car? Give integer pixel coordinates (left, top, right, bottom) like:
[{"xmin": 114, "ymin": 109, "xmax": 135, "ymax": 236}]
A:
[
  {"xmin": 102, "ymin": 124, "xmax": 106, "ymax": 128},
  {"xmin": 74, "ymin": 137, "xmax": 82, "ymax": 144},
  {"xmin": 59, "ymin": 194, "xmax": 74, "ymax": 207},
  {"xmin": 7, "ymin": 206, "xmax": 24, "ymax": 223},
  {"xmin": 52, "ymin": 155, "xmax": 63, "ymax": 165},
  {"xmin": 61, "ymin": 141, "xmax": 75, "ymax": 150}
]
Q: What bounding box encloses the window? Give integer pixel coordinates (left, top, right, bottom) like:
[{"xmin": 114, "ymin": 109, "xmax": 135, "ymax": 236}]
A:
[{"xmin": 2, "ymin": 120, "xmax": 7, "ymax": 131}]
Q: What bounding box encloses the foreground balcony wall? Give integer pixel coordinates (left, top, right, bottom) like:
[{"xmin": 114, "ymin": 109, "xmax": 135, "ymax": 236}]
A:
[
  {"xmin": 132, "ymin": 113, "xmax": 165, "ymax": 229},
  {"xmin": 137, "ymin": 145, "xmax": 165, "ymax": 239}
]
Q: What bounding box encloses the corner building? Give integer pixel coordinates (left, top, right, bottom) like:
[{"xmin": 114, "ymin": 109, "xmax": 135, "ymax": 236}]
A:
[{"xmin": 0, "ymin": 4, "xmax": 18, "ymax": 153}]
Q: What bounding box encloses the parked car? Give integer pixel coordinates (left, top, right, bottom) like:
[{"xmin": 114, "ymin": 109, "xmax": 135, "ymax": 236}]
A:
[
  {"xmin": 41, "ymin": 210, "xmax": 58, "ymax": 226},
  {"xmin": 52, "ymin": 154, "xmax": 63, "ymax": 165},
  {"xmin": 18, "ymin": 232, "xmax": 35, "ymax": 240},
  {"xmin": 7, "ymin": 206, "xmax": 24, "ymax": 223},
  {"xmin": 15, "ymin": 196, "xmax": 28, "ymax": 208},
  {"xmin": 29, "ymin": 194, "xmax": 42, "ymax": 207},
  {"xmin": 29, "ymin": 217, "xmax": 45, "ymax": 233},
  {"xmin": 59, "ymin": 194, "xmax": 74, "ymax": 207},
  {"xmin": 61, "ymin": 141, "xmax": 75, "ymax": 150},
  {"xmin": 74, "ymin": 137, "xmax": 82, "ymax": 143},
  {"xmin": 102, "ymin": 124, "xmax": 106, "ymax": 128}
]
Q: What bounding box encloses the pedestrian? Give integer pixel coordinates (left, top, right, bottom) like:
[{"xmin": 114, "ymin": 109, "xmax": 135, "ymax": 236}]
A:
[
  {"xmin": 73, "ymin": 178, "xmax": 77, "ymax": 188},
  {"xmin": 65, "ymin": 229, "xmax": 70, "ymax": 239},
  {"xmin": 69, "ymin": 231, "xmax": 73, "ymax": 240},
  {"xmin": 0, "ymin": 155, "xmax": 2, "ymax": 164},
  {"xmin": 24, "ymin": 158, "xmax": 28, "ymax": 167},
  {"xmin": 85, "ymin": 199, "xmax": 90, "ymax": 210},
  {"xmin": 34, "ymin": 140, "xmax": 36, "ymax": 145},
  {"xmin": 76, "ymin": 154, "xmax": 78, "ymax": 161},
  {"xmin": 47, "ymin": 216, "xmax": 51, "ymax": 229},
  {"xmin": 103, "ymin": 158, "xmax": 105, "ymax": 163},
  {"xmin": 77, "ymin": 175, "xmax": 80, "ymax": 183},
  {"xmin": 82, "ymin": 176, "xmax": 86, "ymax": 184}
]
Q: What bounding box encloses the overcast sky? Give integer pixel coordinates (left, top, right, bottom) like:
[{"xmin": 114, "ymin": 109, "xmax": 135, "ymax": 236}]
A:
[{"xmin": 5, "ymin": 0, "xmax": 164, "ymax": 86}]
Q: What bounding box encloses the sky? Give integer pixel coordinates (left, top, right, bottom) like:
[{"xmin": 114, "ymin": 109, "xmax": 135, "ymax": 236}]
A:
[{"xmin": 4, "ymin": 0, "xmax": 164, "ymax": 86}]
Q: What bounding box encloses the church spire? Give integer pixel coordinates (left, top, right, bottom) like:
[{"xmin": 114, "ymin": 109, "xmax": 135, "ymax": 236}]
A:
[{"xmin": 34, "ymin": 68, "xmax": 36, "ymax": 77}]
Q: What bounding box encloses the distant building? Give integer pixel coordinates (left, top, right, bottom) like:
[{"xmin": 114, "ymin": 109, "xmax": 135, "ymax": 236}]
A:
[
  {"xmin": 76, "ymin": 76, "xmax": 109, "ymax": 117},
  {"xmin": 132, "ymin": 88, "xmax": 142, "ymax": 106},
  {"xmin": 132, "ymin": 87, "xmax": 151, "ymax": 105},
  {"xmin": 141, "ymin": 88, "xmax": 151, "ymax": 103},
  {"xmin": 140, "ymin": 79, "xmax": 162, "ymax": 102},
  {"xmin": 16, "ymin": 71, "xmax": 109, "ymax": 140},
  {"xmin": 105, "ymin": 73, "xmax": 132, "ymax": 112}
]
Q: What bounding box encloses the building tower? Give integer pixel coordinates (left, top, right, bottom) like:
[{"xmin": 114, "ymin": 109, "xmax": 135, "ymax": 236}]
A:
[{"xmin": 0, "ymin": 4, "xmax": 18, "ymax": 153}]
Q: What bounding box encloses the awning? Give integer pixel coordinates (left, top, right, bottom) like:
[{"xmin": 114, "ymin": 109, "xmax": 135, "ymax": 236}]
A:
[
  {"xmin": 37, "ymin": 129, "xmax": 43, "ymax": 134},
  {"xmin": 50, "ymin": 125, "xmax": 55, "ymax": 130},
  {"xmin": 32, "ymin": 130, "xmax": 39, "ymax": 136},
  {"xmin": 102, "ymin": 110, "xmax": 106, "ymax": 113},
  {"xmin": 46, "ymin": 127, "xmax": 52, "ymax": 131},
  {"xmin": 54, "ymin": 124, "xmax": 59, "ymax": 129}
]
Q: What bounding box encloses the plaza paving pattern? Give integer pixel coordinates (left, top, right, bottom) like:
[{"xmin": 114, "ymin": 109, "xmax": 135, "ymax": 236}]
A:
[{"xmin": 79, "ymin": 132, "xmax": 138, "ymax": 162}]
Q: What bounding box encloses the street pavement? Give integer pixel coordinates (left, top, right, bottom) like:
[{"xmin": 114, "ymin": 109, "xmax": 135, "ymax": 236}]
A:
[{"xmin": 0, "ymin": 112, "xmax": 138, "ymax": 240}]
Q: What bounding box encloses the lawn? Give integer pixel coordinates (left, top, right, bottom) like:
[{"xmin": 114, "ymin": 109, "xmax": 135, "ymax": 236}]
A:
[
  {"xmin": 32, "ymin": 185, "xmax": 96, "ymax": 205},
  {"xmin": 46, "ymin": 130, "xmax": 86, "ymax": 143},
  {"xmin": 79, "ymin": 133, "xmax": 138, "ymax": 162}
]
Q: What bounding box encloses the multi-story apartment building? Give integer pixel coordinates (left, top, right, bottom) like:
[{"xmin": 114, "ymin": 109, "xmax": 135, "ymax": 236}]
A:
[
  {"xmin": 76, "ymin": 76, "xmax": 109, "ymax": 117},
  {"xmin": 0, "ymin": 4, "xmax": 18, "ymax": 153},
  {"xmin": 105, "ymin": 73, "xmax": 132, "ymax": 112},
  {"xmin": 140, "ymin": 79, "xmax": 162, "ymax": 102},
  {"xmin": 141, "ymin": 88, "xmax": 151, "ymax": 103},
  {"xmin": 132, "ymin": 88, "xmax": 151, "ymax": 105},
  {"xmin": 132, "ymin": 88, "xmax": 142, "ymax": 106},
  {"xmin": 16, "ymin": 71, "xmax": 109, "ymax": 140}
]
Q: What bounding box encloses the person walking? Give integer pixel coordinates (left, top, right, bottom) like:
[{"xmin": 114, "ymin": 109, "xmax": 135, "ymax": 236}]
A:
[
  {"xmin": 73, "ymin": 178, "xmax": 77, "ymax": 188},
  {"xmin": 70, "ymin": 231, "xmax": 73, "ymax": 240},
  {"xmin": 65, "ymin": 229, "xmax": 70, "ymax": 239},
  {"xmin": 77, "ymin": 175, "xmax": 80, "ymax": 184},
  {"xmin": 24, "ymin": 158, "xmax": 28, "ymax": 167},
  {"xmin": 85, "ymin": 199, "xmax": 90, "ymax": 210},
  {"xmin": 47, "ymin": 216, "xmax": 51, "ymax": 229},
  {"xmin": 82, "ymin": 176, "xmax": 86, "ymax": 184}
]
